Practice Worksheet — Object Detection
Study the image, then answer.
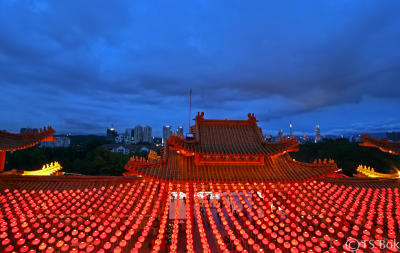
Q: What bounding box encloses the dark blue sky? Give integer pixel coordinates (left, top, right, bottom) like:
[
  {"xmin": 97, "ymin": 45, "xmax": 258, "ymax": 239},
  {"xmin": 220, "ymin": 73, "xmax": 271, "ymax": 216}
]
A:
[{"xmin": 1, "ymin": 0, "xmax": 400, "ymax": 136}]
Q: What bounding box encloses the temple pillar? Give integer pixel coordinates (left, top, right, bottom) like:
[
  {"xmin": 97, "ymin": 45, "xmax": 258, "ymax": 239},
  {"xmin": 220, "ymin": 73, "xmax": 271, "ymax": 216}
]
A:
[{"xmin": 0, "ymin": 151, "xmax": 5, "ymax": 172}]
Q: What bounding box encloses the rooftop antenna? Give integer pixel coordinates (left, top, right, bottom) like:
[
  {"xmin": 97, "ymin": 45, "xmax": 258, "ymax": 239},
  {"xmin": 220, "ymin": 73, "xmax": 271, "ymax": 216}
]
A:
[
  {"xmin": 188, "ymin": 88, "xmax": 192, "ymax": 132},
  {"xmin": 186, "ymin": 88, "xmax": 194, "ymax": 139}
]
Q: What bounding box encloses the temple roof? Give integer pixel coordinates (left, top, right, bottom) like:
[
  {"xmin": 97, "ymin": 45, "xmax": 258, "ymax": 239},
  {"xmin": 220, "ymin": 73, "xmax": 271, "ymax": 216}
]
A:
[
  {"xmin": 0, "ymin": 127, "xmax": 56, "ymax": 152},
  {"xmin": 125, "ymin": 152, "xmax": 339, "ymax": 182},
  {"xmin": 359, "ymin": 134, "xmax": 400, "ymax": 155},
  {"xmin": 168, "ymin": 112, "xmax": 299, "ymax": 155},
  {"xmin": 125, "ymin": 113, "xmax": 339, "ymax": 182}
]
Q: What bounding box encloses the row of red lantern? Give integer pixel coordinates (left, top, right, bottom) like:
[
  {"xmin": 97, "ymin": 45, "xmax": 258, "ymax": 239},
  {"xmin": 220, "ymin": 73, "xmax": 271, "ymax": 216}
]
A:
[
  {"xmin": 130, "ymin": 181, "xmax": 165, "ymax": 252},
  {"xmin": 151, "ymin": 183, "xmax": 172, "ymax": 253},
  {"xmin": 193, "ymin": 185, "xmax": 211, "ymax": 252},
  {"xmin": 0, "ymin": 181, "xmax": 165, "ymax": 252},
  {"xmin": 100, "ymin": 181, "xmax": 153, "ymax": 252},
  {"xmin": 169, "ymin": 184, "xmax": 180, "ymax": 253},
  {"xmin": 265, "ymin": 181, "xmax": 370, "ymax": 251},
  {"xmin": 209, "ymin": 184, "xmax": 247, "ymax": 252},
  {"xmin": 185, "ymin": 183, "xmax": 195, "ymax": 253},
  {"xmin": 192, "ymin": 181, "xmax": 400, "ymax": 252},
  {"xmin": 221, "ymin": 183, "xmax": 270, "ymax": 252},
  {"xmin": 257, "ymin": 181, "xmax": 399, "ymax": 251},
  {"xmin": 1, "ymin": 179, "xmax": 400, "ymax": 253},
  {"xmin": 1, "ymin": 183, "xmax": 139, "ymax": 226},
  {"xmin": 240, "ymin": 182, "xmax": 333, "ymax": 252},
  {"xmin": 199, "ymin": 183, "xmax": 229, "ymax": 253}
]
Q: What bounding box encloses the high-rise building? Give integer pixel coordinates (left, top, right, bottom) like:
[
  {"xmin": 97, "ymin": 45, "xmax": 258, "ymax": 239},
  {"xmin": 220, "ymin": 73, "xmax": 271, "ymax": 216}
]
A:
[
  {"xmin": 106, "ymin": 128, "xmax": 118, "ymax": 141},
  {"xmin": 124, "ymin": 135, "xmax": 131, "ymax": 145},
  {"xmin": 133, "ymin": 125, "xmax": 144, "ymax": 144},
  {"xmin": 143, "ymin": 126, "xmax": 152, "ymax": 143},
  {"xmin": 177, "ymin": 126, "xmax": 183, "ymax": 136},
  {"xmin": 115, "ymin": 134, "xmax": 125, "ymax": 143},
  {"xmin": 130, "ymin": 129, "xmax": 135, "ymax": 143},
  {"xmin": 387, "ymin": 132, "xmax": 400, "ymax": 141},
  {"xmin": 278, "ymin": 129, "xmax": 283, "ymax": 139},
  {"xmin": 162, "ymin": 125, "xmax": 172, "ymax": 145},
  {"xmin": 125, "ymin": 128, "xmax": 132, "ymax": 137},
  {"xmin": 315, "ymin": 124, "xmax": 321, "ymax": 143},
  {"xmin": 125, "ymin": 128, "xmax": 133, "ymax": 144}
]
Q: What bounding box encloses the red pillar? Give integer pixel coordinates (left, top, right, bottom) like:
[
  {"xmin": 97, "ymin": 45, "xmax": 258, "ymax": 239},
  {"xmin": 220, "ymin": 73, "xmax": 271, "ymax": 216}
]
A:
[{"xmin": 0, "ymin": 151, "xmax": 5, "ymax": 172}]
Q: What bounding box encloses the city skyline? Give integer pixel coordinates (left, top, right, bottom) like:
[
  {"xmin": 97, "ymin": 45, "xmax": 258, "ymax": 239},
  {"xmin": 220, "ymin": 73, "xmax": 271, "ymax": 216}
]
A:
[
  {"xmin": 1, "ymin": 1, "xmax": 400, "ymax": 136},
  {"xmin": 12, "ymin": 119, "xmax": 400, "ymax": 138}
]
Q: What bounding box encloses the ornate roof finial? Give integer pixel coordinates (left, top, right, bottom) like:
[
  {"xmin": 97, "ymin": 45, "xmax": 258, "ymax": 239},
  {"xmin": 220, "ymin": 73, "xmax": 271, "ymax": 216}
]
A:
[
  {"xmin": 194, "ymin": 112, "xmax": 205, "ymax": 121},
  {"xmin": 247, "ymin": 113, "xmax": 258, "ymax": 123}
]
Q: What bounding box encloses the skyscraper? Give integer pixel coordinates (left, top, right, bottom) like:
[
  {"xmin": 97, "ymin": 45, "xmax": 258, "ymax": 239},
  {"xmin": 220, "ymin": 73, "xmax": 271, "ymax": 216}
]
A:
[
  {"xmin": 133, "ymin": 125, "xmax": 144, "ymax": 144},
  {"xmin": 106, "ymin": 128, "xmax": 117, "ymax": 141},
  {"xmin": 162, "ymin": 125, "xmax": 172, "ymax": 145},
  {"xmin": 130, "ymin": 129, "xmax": 135, "ymax": 143},
  {"xmin": 177, "ymin": 126, "xmax": 183, "ymax": 136},
  {"xmin": 315, "ymin": 124, "xmax": 321, "ymax": 143},
  {"xmin": 278, "ymin": 129, "xmax": 283, "ymax": 139},
  {"xmin": 125, "ymin": 128, "xmax": 133, "ymax": 144},
  {"xmin": 143, "ymin": 126, "xmax": 152, "ymax": 143}
]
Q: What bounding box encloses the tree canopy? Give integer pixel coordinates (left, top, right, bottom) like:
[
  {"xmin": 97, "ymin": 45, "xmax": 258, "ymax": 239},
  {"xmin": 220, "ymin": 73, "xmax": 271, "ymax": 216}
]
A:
[
  {"xmin": 291, "ymin": 138, "xmax": 400, "ymax": 176},
  {"xmin": 5, "ymin": 137, "xmax": 400, "ymax": 177}
]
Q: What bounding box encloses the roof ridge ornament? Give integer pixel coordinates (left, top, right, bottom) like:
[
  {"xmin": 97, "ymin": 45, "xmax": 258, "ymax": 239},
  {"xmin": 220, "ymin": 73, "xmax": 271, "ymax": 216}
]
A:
[
  {"xmin": 194, "ymin": 112, "xmax": 205, "ymax": 122},
  {"xmin": 247, "ymin": 113, "xmax": 258, "ymax": 124}
]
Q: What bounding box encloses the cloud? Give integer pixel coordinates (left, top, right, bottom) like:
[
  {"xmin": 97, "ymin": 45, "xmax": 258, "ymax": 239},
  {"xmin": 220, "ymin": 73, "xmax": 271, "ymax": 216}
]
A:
[{"xmin": 1, "ymin": 0, "xmax": 400, "ymax": 135}]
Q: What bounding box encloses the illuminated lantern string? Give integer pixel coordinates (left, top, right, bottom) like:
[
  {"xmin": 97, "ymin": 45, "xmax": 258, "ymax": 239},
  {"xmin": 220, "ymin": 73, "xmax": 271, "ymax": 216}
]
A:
[
  {"xmin": 200, "ymin": 184, "xmax": 229, "ymax": 253},
  {"xmin": 169, "ymin": 184, "xmax": 180, "ymax": 253},
  {"xmin": 220, "ymin": 183, "xmax": 263, "ymax": 252},
  {"xmin": 185, "ymin": 183, "xmax": 194, "ymax": 253},
  {"xmin": 151, "ymin": 183, "xmax": 172, "ymax": 253},
  {"xmin": 193, "ymin": 183, "xmax": 211, "ymax": 253},
  {"xmin": 209, "ymin": 184, "xmax": 246, "ymax": 252},
  {"xmin": 1, "ymin": 176, "xmax": 400, "ymax": 252},
  {"xmin": 130, "ymin": 181, "xmax": 164, "ymax": 252}
]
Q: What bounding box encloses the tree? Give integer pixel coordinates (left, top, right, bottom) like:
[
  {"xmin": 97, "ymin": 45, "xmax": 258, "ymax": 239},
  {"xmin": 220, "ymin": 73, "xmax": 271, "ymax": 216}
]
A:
[{"xmin": 291, "ymin": 139, "xmax": 400, "ymax": 176}]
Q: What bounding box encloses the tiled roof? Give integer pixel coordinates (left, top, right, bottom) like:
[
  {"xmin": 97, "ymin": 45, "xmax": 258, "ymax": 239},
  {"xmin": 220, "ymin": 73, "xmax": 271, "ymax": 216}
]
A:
[
  {"xmin": 360, "ymin": 134, "xmax": 400, "ymax": 155},
  {"xmin": 169, "ymin": 133, "xmax": 299, "ymax": 156},
  {"xmin": 126, "ymin": 113, "xmax": 338, "ymax": 182},
  {"xmin": 125, "ymin": 151, "xmax": 339, "ymax": 182},
  {"xmin": 321, "ymin": 176, "xmax": 400, "ymax": 188},
  {"xmin": 168, "ymin": 112, "xmax": 299, "ymax": 155},
  {"xmin": 0, "ymin": 127, "xmax": 56, "ymax": 152}
]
